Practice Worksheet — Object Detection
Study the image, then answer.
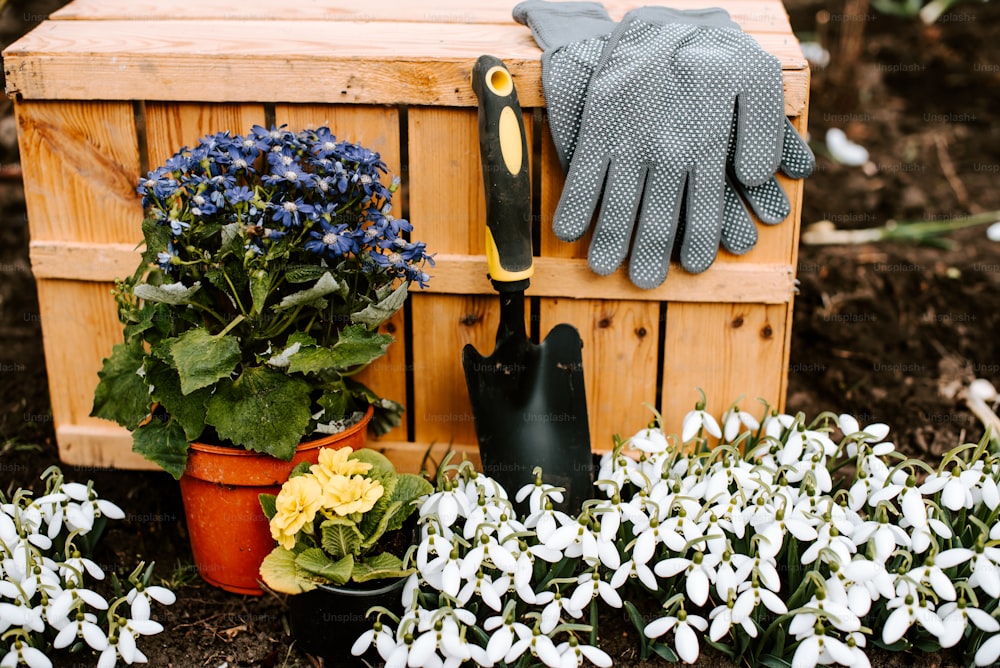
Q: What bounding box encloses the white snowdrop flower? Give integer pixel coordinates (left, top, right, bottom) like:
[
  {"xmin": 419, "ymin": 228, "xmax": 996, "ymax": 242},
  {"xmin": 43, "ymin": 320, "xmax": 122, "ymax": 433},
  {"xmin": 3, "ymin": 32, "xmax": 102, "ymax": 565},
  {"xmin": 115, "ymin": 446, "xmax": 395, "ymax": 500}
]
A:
[
  {"xmin": 630, "ymin": 427, "xmax": 671, "ymax": 454},
  {"xmin": 0, "ymin": 601, "xmax": 45, "ymax": 634},
  {"xmin": 903, "ymin": 548, "xmax": 973, "ymax": 603},
  {"xmin": 0, "ymin": 641, "xmax": 52, "ymax": 668},
  {"xmin": 351, "ymin": 618, "xmax": 398, "ymax": 659},
  {"xmin": 415, "ymin": 521, "xmax": 450, "ymax": 572},
  {"xmin": 732, "ymin": 580, "xmax": 788, "ymax": 626},
  {"xmin": 975, "ymin": 633, "xmax": 1000, "ymax": 666},
  {"xmin": 762, "ymin": 412, "xmax": 796, "ymax": 440},
  {"xmin": 937, "ymin": 600, "xmax": 1000, "ymax": 648},
  {"xmin": 712, "ymin": 551, "xmax": 753, "ymax": 600},
  {"xmin": 750, "ymin": 496, "xmax": 818, "ymax": 555},
  {"xmin": 681, "ymin": 406, "xmax": 721, "ymax": 443},
  {"xmin": 790, "ymin": 631, "xmax": 856, "ymax": 668},
  {"xmin": 126, "ymin": 582, "xmax": 176, "ymax": 620},
  {"xmin": 788, "ymin": 590, "xmax": 859, "ymax": 636},
  {"xmin": 644, "ymin": 609, "xmax": 707, "ymax": 664},
  {"xmin": 418, "ymin": 481, "xmax": 471, "ymax": 530},
  {"xmin": 505, "ymin": 624, "xmax": 562, "ymax": 668},
  {"xmin": 921, "ymin": 467, "xmax": 981, "ymax": 511},
  {"xmin": 523, "ymin": 502, "xmax": 573, "ymax": 544},
  {"xmin": 800, "ymin": 522, "xmax": 855, "ymax": 566},
  {"xmin": 568, "ymin": 568, "xmax": 622, "ymax": 612},
  {"xmin": 515, "ymin": 478, "xmax": 563, "ymax": 514},
  {"xmin": 722, "ymin": 407, "xmax": 759, "ymax": 443},
  {"xmin": 852, "ymin": 514, "xmax": 911, "ymax": 563},
  {"xmin": 610, "ymin": 555, "xmax": 658, "ymax": 592},
  {"xmin": 654, "ymin": 551, "xmax": 719, "ymax": 606},
  {"xmin": 422, "ymin": 538, "xmax": 464, "ymax": 597},
  {"xmin": 547, "ymin": 515, "xmax": 619, "ymax": 570},
  {"xmin": 408, "ymin": 611, "xmax": 475, "ymax": 666},
  {"xmin": 483, "ymin": 612, "xmax": 531, "ymax": 664},
  {"xmin": 456, "ymin": 568, "xmax": 506, "ymax": 611},
  {"xmin": 883, "ymin": 593, "xmax": 945, "ymax": 644},
  {"xmin": 31, "ymin": 492, "xmax": 68, "ymax": 540},
  {"xmin": 53, "ymin": 609, "xmax": 109, "ymax": 651},
  {"xmin": 832, "ymin": 558, "xmax": 894, "ymax": 613},
  {"xmin": 708, "ymin": 596, "xmax": 757, "ymax": 641},
  {"xmin": 534, "ymin": 589, "xmax": 583, "ymax": 634},
  {"xmin": 838, "ymin": 414, "xmax": 890, "ymax": 443},
  {"xmin": 555, "ymin": 635, "xmax": 613, "ymax": 667},
  {"xmin": 967, "ymin": 542, "xmax": 1000, "ymax": 598}
]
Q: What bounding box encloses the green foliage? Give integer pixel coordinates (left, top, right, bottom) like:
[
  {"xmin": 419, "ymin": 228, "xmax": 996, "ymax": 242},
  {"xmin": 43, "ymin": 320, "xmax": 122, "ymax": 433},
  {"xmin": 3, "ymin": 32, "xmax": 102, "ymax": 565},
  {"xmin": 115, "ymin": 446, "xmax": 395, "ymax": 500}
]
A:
[{"xmin": 90, "ymin": 126, "xmax": 433, "ymax": 476}]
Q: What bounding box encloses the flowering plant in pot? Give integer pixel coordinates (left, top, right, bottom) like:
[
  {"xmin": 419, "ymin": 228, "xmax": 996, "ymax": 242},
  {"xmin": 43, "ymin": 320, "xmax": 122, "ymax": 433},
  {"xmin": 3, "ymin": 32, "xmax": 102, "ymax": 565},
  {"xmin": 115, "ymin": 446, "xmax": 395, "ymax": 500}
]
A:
[
  {"xmin": 258, "ymin": 445, "xmax": 432, "ymax": 663},
  {"xmin": 91, "ymin": 124, "xmax": 433, "ymax": 478}
]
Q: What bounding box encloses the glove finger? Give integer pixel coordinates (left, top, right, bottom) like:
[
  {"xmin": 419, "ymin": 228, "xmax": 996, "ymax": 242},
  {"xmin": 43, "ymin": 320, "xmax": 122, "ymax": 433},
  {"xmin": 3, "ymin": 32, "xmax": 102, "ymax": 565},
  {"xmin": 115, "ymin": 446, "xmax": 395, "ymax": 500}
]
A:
[
  {"xmin": 588, "ymin": 161, "xmax": 648, "ymax": 277},
  {"xmin": 731, "ymin": 47, "xmax": 785, "ymax": 186},
  {"xmin": 779, "ymin": 117, "xmax": 816, "ymax": 179},
  {"xmin": 512, "ymin": 1, "xmax": 614, "ymax": 51},
  {"xmin": 542, "ymin": 35, "xmax": 609, "ymax": 171},
  {"xmin": 679, "ymin": 164, "xmax": 727, "ymax": 274},
  {"xmin": 720, "ymin": 180, "xmax": 758, "ymax": 255},
  {"xmin": 628, "ymin": 168, "xmax": 686, "ymax": 289},
  {"xmin": 731, "ymin": 174, "xmax": 790, "ymax": 225},
  {"xmin": 553, "ymin": 147, "xmax": 611, "ymax": 243}
]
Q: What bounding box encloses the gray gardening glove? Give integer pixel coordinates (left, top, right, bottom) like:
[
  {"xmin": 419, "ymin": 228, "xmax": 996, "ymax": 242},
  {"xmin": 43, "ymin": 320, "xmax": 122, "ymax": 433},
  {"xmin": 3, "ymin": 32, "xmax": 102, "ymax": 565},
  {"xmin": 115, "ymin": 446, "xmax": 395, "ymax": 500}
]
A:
[{"xmin": 514, "ymin": 1, "xmax": 815, "ymax": 287}]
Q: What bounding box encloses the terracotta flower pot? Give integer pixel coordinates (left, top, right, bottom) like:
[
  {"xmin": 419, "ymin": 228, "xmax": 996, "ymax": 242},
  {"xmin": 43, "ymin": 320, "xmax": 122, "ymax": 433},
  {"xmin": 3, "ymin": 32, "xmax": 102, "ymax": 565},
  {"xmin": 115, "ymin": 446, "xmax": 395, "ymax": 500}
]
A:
[{"xmin": 179, "ymin": 406, "xmax": 374, "ymax": 595}]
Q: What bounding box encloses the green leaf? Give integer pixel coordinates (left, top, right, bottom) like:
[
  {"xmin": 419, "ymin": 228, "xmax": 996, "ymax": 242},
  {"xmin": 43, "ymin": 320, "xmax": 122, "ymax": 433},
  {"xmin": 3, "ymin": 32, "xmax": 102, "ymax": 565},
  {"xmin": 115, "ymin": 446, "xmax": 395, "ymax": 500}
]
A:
[
  {"xmin": 90, "ymin": 340, "xmax": 151, "ymax": 431},
  {"xmin": 320, "ymin": 517, "xmax": 364, "ymax": 560},
  {"xmin": 131, "ymin": 415, "xmax": 189, "ymax": 479},
  {"xmin": 352, "ymin": 553, "xmax": 411, "ymax": 583},
  {"xmin": 275, "ymin": 272, "xmax": 344, "ymax": 311},
  {"xmin": 296, "ymin": 548, "xmax": 353, "ymax": 586},
  {"xmin": 250, "ymin": 270, "xmax": 270, "ymax": 316},
  {"xmin": 169, "ymin": 328, "xmax": 242, "ymax": 395},
  {"xmin": 259, "ymin": 547, "xmax": 313, "ymax": 594},
  {"xmin": 316, "ymin": 391, "xmax": 349, "ymax": 423},
  {"xmin": 133, "ymin": 281, "xmax": 201, "ymax": 305},
  {"xmin": 757, "ymin": 656, "xmax": 794, "ymax": 668},
  {"xmin": 287, "ymin": 324, "xmax": 392, "ymax": 375},
  {"xmin": 259, "ymin": 493, "xmax": 277, "ymax": 521},
  {"xmin": 285, "ymin": 264, "xmax": 329, "ymax": 284},
  {"xmin": 348, "ymin": 448, "xmax": 397, "ymax": 481},
  {"xmin": 145, "ymin": 358, "xmax": 208, "ymax": 442},
  {"xmin": 205, "ymin": 366, "xmax": 312, "ymax": 459},
  {"xmin": 289, "ymin": 461, "xmax": 313, "ymax": 478},
  {"xmin": 650, "ymin": 642, "xmax": 679, "ymax": 663},
  {"xmin": 382, "ymin": 474, "xmax": 431, "ymax": 533},
  {"xmin": 351, "ymin": 282, "xmax": 408, "ymax": 328}
]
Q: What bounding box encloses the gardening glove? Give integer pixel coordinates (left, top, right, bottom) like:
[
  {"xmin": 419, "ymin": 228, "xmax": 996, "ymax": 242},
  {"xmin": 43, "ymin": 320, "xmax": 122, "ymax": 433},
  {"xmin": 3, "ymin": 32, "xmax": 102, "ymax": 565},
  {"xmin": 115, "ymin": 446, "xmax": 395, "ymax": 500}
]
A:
[{"xmin": 514, "ymin": 1, "xmax": 815, "ymax": 288}]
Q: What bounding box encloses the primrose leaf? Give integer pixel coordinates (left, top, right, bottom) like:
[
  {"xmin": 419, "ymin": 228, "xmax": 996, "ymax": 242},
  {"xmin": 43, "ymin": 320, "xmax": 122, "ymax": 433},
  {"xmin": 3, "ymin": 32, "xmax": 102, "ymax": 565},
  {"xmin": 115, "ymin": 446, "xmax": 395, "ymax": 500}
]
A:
[
  {"xmin": 352, "ymin": 553, "xmax": 411, "ymax": 583},
  {"xmin": 169, "ymin": 328, "xmax": 242, "ymax": 395},
  {"xmin": 259, "ymin": 494, "xmax": 277, "ymax": 521},
  {"xmin": 259, "ymin": 547, "xmax": 314, "ymax": 594},
  {"xmin": 320, "ymin": 517, "xmax": 364, "ymax": 560},
  {"xmin": 296, "ymin": 548, "xmax": 352, "ymax": 586},
  {"xmin": 205, "ymin": 366, "xmax": 312, "ymax": 459}
]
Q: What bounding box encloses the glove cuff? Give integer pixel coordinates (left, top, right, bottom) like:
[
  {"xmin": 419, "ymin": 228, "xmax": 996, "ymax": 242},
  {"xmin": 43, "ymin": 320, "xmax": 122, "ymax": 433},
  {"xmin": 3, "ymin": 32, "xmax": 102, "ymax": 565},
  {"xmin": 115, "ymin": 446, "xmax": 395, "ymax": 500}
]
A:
[
  {"xmin": 513, "ymin": 0, "xmax": 615, "ymax": 51},
  {"xmin": 623, "ymin": 6, "xmax": 740, "ymax": 31}
]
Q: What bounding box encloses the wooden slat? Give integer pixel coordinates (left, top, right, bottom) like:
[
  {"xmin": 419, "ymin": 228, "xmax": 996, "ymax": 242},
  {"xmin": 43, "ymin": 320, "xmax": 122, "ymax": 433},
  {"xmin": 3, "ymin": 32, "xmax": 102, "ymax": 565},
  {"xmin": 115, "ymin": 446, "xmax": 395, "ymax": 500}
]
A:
[
  {"xmin": 538, "ymin": 299, "xmax": 660, "ymax": 452},
  {"xmin": 2, "ymin": 21, "xmax": 809, "ymax": 114},
  {"xmin": 14, "ymin": 101, "xmax": 142, "ymax": 244},
  {"xmin": 52, "ymin": 0, "xmax": 792, "ymax": 33},
  {"xmin": 145, "ymin": 102, "xmax": 265, "ymax": 170},
  {"xmin": 29, "ymin": 242, "xmax": 797, "ymax": 304},
  {"xmin": 660, "ymin": 302, "xmax": 788, "ymax": 435},
  {"xmin": 34, "ymin": 279, "xmax": 125, "ymax": 433}
]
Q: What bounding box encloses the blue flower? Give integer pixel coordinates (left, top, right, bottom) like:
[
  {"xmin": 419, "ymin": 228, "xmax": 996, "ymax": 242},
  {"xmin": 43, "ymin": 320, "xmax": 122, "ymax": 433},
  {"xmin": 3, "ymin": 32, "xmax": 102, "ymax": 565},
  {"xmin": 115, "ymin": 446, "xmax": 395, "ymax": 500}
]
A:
[
  {"xmin": 225, "ymin": 186, "xmax": 255, "ymax": 206},
  {"xmin": 305, "ymin": 220, "xmax": 357, "ymax": 258},
  {"xmin": 271, "ymin": 198, "xmax": 314, "ymax": 228},
  {"xmin": 156, "ymin": 241, "xmax": 177, "ymax": 272},
  {"xmin": 167, "ymin": 217, "xmax": 190, "ymax": 236}
]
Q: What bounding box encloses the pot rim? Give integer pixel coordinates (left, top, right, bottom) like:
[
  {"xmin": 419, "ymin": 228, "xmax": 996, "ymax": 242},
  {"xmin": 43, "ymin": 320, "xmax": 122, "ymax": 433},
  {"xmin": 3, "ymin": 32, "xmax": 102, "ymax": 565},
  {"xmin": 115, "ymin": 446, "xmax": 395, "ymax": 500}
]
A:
[
  {"xmin": 188, "ymin": 405, "xmax": 374, "ymax": 457},
  {"xmin": 311, "ymin": 574, "xmax": 408, "ymax": 598}
]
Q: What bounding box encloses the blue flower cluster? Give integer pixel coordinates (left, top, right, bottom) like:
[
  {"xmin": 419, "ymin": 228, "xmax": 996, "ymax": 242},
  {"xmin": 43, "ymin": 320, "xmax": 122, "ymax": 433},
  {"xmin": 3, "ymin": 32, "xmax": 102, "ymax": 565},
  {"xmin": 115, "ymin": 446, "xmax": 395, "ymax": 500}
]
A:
[{"xmin": 137, "ymin": 125, "xmax": 432, "ymax": 287}]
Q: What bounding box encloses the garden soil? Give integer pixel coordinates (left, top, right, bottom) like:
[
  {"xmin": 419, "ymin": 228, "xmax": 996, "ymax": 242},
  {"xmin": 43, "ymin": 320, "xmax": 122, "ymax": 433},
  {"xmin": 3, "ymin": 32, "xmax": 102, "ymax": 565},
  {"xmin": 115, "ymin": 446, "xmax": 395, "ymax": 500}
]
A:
[{"xmin": 1, "ymin": 0, "xmax": 999, "ymax": 665}]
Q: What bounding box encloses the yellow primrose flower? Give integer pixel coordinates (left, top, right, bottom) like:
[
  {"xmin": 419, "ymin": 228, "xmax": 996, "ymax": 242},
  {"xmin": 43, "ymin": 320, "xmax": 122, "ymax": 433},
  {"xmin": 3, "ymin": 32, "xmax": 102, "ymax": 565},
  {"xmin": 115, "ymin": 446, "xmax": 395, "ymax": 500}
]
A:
[
  {"xmin": 312, "ymin": 446, "xmax": 373, "ymax": 481},
  {"xmin": 270, "ymin": 474, "xmax": 323, "ymax": 550},
  {"xmin": 323, "ymin": 474, "xmax": 384, "ymax": 516}
]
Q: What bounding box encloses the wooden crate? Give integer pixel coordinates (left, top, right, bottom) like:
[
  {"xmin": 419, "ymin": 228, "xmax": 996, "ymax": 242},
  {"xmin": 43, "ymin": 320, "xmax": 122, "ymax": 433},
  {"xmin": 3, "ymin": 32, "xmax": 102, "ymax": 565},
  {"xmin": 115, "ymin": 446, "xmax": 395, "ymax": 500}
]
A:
[{"xmin": 3, "ymin": 0, "xmax": 809, "ymax": 472}]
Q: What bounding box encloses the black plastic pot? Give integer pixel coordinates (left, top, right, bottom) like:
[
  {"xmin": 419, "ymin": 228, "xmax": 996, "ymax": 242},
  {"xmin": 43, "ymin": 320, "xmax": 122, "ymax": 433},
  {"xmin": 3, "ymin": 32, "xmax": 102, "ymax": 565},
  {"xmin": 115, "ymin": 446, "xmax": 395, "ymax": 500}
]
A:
[{"xmin": 288, "ymin": 576, "xmax": 406, "ymax": 666}]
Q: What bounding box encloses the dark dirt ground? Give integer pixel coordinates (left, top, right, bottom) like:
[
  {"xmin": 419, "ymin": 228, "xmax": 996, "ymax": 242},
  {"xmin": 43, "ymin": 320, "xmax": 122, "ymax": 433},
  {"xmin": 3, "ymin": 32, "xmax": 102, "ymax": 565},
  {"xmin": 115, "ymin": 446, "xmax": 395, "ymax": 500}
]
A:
[{"xmin": 2, "ymin": 0, "xmax": 999, "ymax": 665}]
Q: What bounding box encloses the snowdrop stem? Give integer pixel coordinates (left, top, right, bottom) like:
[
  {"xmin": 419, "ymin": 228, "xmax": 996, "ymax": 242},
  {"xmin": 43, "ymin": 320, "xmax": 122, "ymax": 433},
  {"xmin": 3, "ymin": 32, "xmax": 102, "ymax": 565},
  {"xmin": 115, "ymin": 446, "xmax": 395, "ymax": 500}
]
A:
[{"xmin": 937, "ymin": 443, "xmax": 977, "ymax": 472}]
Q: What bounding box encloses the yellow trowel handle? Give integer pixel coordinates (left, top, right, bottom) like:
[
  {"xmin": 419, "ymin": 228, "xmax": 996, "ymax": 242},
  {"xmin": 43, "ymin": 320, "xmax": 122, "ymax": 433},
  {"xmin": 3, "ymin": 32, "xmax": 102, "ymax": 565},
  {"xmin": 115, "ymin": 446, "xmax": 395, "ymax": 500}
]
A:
[{"xmin": 471, "ymin": 55, "xmax": 533, "ymax": 291}]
